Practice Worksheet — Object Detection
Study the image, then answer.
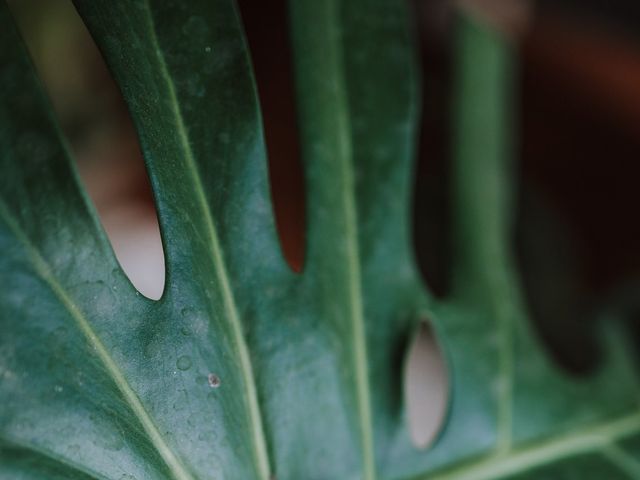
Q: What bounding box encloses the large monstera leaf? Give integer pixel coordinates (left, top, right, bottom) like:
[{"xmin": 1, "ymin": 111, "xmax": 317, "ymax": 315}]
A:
[{"xmin": 1, "ymin": 0, "xmax": 639, "ymax": 479}]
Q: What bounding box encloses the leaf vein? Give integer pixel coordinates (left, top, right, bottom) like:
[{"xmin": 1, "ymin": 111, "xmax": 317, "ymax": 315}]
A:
[
  {"xmin": 325, "ymin": 0, "xmax": 376, "ymax": 478},
  {"xmin": 603, "ymin": 444, "xmax": 640, "ymax": 478},
  {"xmin": 421, "ymin": 412, "xmax": 640, "ymax": 480},
  {"xmin": 0, "ymin": 436, "xmax": 109, "ymax": 480},
  {"xmin": 0, "ymin": 200, "xmax": 194, "ymax": 480},
  {"xmin": 138, "ymin": 2, "xmax": 271, "ymax": 478}
]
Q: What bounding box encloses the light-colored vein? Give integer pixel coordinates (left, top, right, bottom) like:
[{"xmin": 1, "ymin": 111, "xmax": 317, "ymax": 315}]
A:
[
  {"xmin": 421, "ymin": 412, "xmax": 640, "ymax": 480},
  {"xmin": 0, "ymin": 436, "xmax": 108, "ymax": 480},
  {"xmin": 494, "ymin": 278, "xmax": 515, "ymax": 452},
  {"xmin": 603, "ymin": 444, "xmax": 640, "ymax": 478},
  {"xmin": 323, "ymin": 1, "xmax": 375, "ymax": 479},
  {"xmin": 139, "ymin": 3, "xmax": 271, "ymax": 479},
  {"xmin": 0, "ymin": 201, "xmax": 194, "ymax": 480}
]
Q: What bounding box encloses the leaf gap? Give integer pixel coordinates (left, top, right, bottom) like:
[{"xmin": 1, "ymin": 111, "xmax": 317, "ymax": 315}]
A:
[
  {"xmin": 404, "ymin": 321, "xmax": 450, "ymax": 450},
  {"xmin": 514, "ymin": 12, "xmax": 640, "ymax": 374},
  {"xmin": 236, "ymin": 0, "xmax": 306, "ymax": 273},
  {"xmin": 7, "ymin": 0, "xmax": 166, "ymax": 300},
  {"xmin": 410, "ymin": 0, "xmax": 455, "ymax": 298}
]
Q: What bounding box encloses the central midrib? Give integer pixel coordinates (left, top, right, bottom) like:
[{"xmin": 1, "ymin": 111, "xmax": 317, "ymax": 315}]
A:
[
  {"xmin": 324, "ymin": 0, "xmax": 376, "ymax": 478},
  {"xmin": 140, "ymin": 3, "xmax": 271, "ymax": 479}
]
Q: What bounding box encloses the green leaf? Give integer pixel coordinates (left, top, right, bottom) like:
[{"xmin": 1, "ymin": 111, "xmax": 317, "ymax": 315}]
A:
[{"xmin": 0, "ymin": 1, "xmax": 638, "ymax": 480}]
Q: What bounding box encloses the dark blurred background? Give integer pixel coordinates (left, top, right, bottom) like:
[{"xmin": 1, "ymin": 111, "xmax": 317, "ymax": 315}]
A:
[
  {"xmin": 6, "ymin": 0, "xmax": 640, "ymax": 375},
  {"xmin": 413, "ymin": 0, "xmax": 640, "ymax": 373}
]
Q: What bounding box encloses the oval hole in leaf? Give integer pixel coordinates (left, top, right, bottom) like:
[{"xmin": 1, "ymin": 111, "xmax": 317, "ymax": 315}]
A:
[
  {"xmin": 404, "ymin": 321, "xmax": 449, "ymax": 449},
  {"xmin": 7, "ymin": 0, "xmax": 166, "ymax": 300}
]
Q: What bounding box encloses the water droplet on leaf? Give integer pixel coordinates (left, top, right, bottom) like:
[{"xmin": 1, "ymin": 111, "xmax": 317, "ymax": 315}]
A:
[{"xmin": 176, "ymin": 355, "xmax": 192, "ymax": 371}]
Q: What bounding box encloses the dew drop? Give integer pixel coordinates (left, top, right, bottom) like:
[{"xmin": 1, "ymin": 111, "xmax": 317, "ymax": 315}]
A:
[
  {"xmin": 176, "ymin": 355, "xmax": 192, "ymax": 371},
  {"xmin": 180, "ymin": 326, "xmax": 192, "ymax": 336},
  {"xmin": 172, "ymin": 389, "xmax": 188, "ymax": 411},
  {"xmin": 205, "ymin": 46, "xmax": 211, "ymax": 53},
  {"xmin": 54, "ymin": 385, "xmax": 63, "ymax": 393},
  {"xmin": 207, "ymin": 373, "xmax": 221, "ymax": 388}
]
